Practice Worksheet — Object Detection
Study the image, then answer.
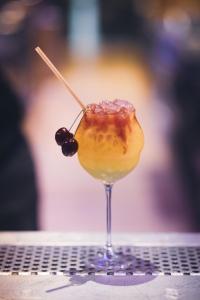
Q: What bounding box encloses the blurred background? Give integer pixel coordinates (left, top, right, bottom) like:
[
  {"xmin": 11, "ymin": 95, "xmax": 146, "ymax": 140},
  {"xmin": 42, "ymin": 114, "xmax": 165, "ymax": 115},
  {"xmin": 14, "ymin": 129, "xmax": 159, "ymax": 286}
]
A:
[{"xmin": 0, "ymin": 0, "xmax": 200, "ymax": 232}]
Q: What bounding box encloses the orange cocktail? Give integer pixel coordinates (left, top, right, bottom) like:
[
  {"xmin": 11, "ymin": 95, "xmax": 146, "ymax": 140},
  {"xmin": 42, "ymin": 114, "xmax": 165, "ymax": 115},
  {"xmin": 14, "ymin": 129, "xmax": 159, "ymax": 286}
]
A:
[
  {"xmin": 37, "ymin": 46, "xmax": 145, "ymax": 270},
  {"xmin": 75, "ymin": 99, "xmax": 144, "ymax": 183},
  {"xmin": 56, "ymin": 99, "xmax": 144, "ymax": 270}
]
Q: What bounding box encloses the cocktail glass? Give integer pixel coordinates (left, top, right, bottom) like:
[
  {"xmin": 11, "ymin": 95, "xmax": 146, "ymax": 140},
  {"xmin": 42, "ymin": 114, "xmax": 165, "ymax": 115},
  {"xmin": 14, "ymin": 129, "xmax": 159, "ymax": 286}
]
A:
[{"xmin": 75, "ymin": 100, "xmax": 144, "ymax": 271}]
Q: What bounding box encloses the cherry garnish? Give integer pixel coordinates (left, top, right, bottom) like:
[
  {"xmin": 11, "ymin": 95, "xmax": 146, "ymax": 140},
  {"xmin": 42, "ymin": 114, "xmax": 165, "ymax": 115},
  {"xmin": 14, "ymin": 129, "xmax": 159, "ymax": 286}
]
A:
[
  {"xmin": 55, "ymin": 127, "xmax": 73, "ymax": 146},
  {"xmin": 55, "ymin": 109, "xmax": 84, "ymax": 156},
  {"xmin": 62, "ymin": 138, "xmax": 78, "ymax": 156}
]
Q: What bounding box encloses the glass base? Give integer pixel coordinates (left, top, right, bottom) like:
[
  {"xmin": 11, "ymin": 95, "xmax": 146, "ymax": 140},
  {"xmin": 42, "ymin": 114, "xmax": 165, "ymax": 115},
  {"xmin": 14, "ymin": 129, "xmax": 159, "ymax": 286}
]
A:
[{"xmin": 88, "ymin": 247, "xmax": 134, "ymax": 272}]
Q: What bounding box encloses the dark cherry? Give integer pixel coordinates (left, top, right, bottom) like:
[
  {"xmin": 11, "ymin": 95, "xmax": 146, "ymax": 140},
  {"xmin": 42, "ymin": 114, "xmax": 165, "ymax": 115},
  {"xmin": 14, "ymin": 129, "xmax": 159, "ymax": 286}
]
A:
[
  {"xmin": 62, "ymin": 138, "xmax": 78, "ymax": 156},
  {"xmin": 55, "ymin": 127, "xmax": 73, "ymax": 145}
]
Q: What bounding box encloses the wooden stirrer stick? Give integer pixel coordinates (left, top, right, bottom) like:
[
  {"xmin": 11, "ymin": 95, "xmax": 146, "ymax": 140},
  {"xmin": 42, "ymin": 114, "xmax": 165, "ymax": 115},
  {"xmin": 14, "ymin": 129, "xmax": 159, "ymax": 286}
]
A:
[{"xmin": 35, "ymin": 46, "xmax": 86, "ymax": 110}]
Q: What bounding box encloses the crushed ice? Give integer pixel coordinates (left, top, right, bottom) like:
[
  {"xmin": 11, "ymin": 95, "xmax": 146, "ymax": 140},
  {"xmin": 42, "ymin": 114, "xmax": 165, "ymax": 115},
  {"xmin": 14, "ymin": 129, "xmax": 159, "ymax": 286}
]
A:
[{"xmin": 87, "ymin": 99, "xmax": 135, "ymax": 114}]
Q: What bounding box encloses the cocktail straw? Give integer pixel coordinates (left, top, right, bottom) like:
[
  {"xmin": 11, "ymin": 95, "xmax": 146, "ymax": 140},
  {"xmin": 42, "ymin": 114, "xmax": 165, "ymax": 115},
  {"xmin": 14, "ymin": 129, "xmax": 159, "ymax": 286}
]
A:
[{"xmin": 35, "ymin": 46, "xmax": 86, "ymax": 110}]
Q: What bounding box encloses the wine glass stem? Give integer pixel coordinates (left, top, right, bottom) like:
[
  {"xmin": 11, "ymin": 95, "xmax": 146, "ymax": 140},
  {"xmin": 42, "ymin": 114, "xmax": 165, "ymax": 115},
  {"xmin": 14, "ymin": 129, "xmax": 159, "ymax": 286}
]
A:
[{"xmin": 104, "ymin": 183, "xmax": 113, "ymax": 257}]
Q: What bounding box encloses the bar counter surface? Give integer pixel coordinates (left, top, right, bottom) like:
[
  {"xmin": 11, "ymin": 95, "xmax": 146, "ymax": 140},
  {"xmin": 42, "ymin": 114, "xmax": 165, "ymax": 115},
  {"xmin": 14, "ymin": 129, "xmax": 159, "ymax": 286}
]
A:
[{"xmin": 0, "ymin": 232, "xmax": 200, "ymax": 299}]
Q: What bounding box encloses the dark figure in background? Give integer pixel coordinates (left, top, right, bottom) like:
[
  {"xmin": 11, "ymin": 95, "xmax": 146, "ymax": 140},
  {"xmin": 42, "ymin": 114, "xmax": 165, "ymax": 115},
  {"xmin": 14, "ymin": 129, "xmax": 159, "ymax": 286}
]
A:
[
  {"xmin": 173, "ymin": 54, "xmax": 200, "ymax": 230},
  {"xmin": 100, "ymin": 0, "xmax": 151, "ymax": 46},
  {"xmin": 0, "ymin": 69, "xmax": 38, "ymax": 230}
]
